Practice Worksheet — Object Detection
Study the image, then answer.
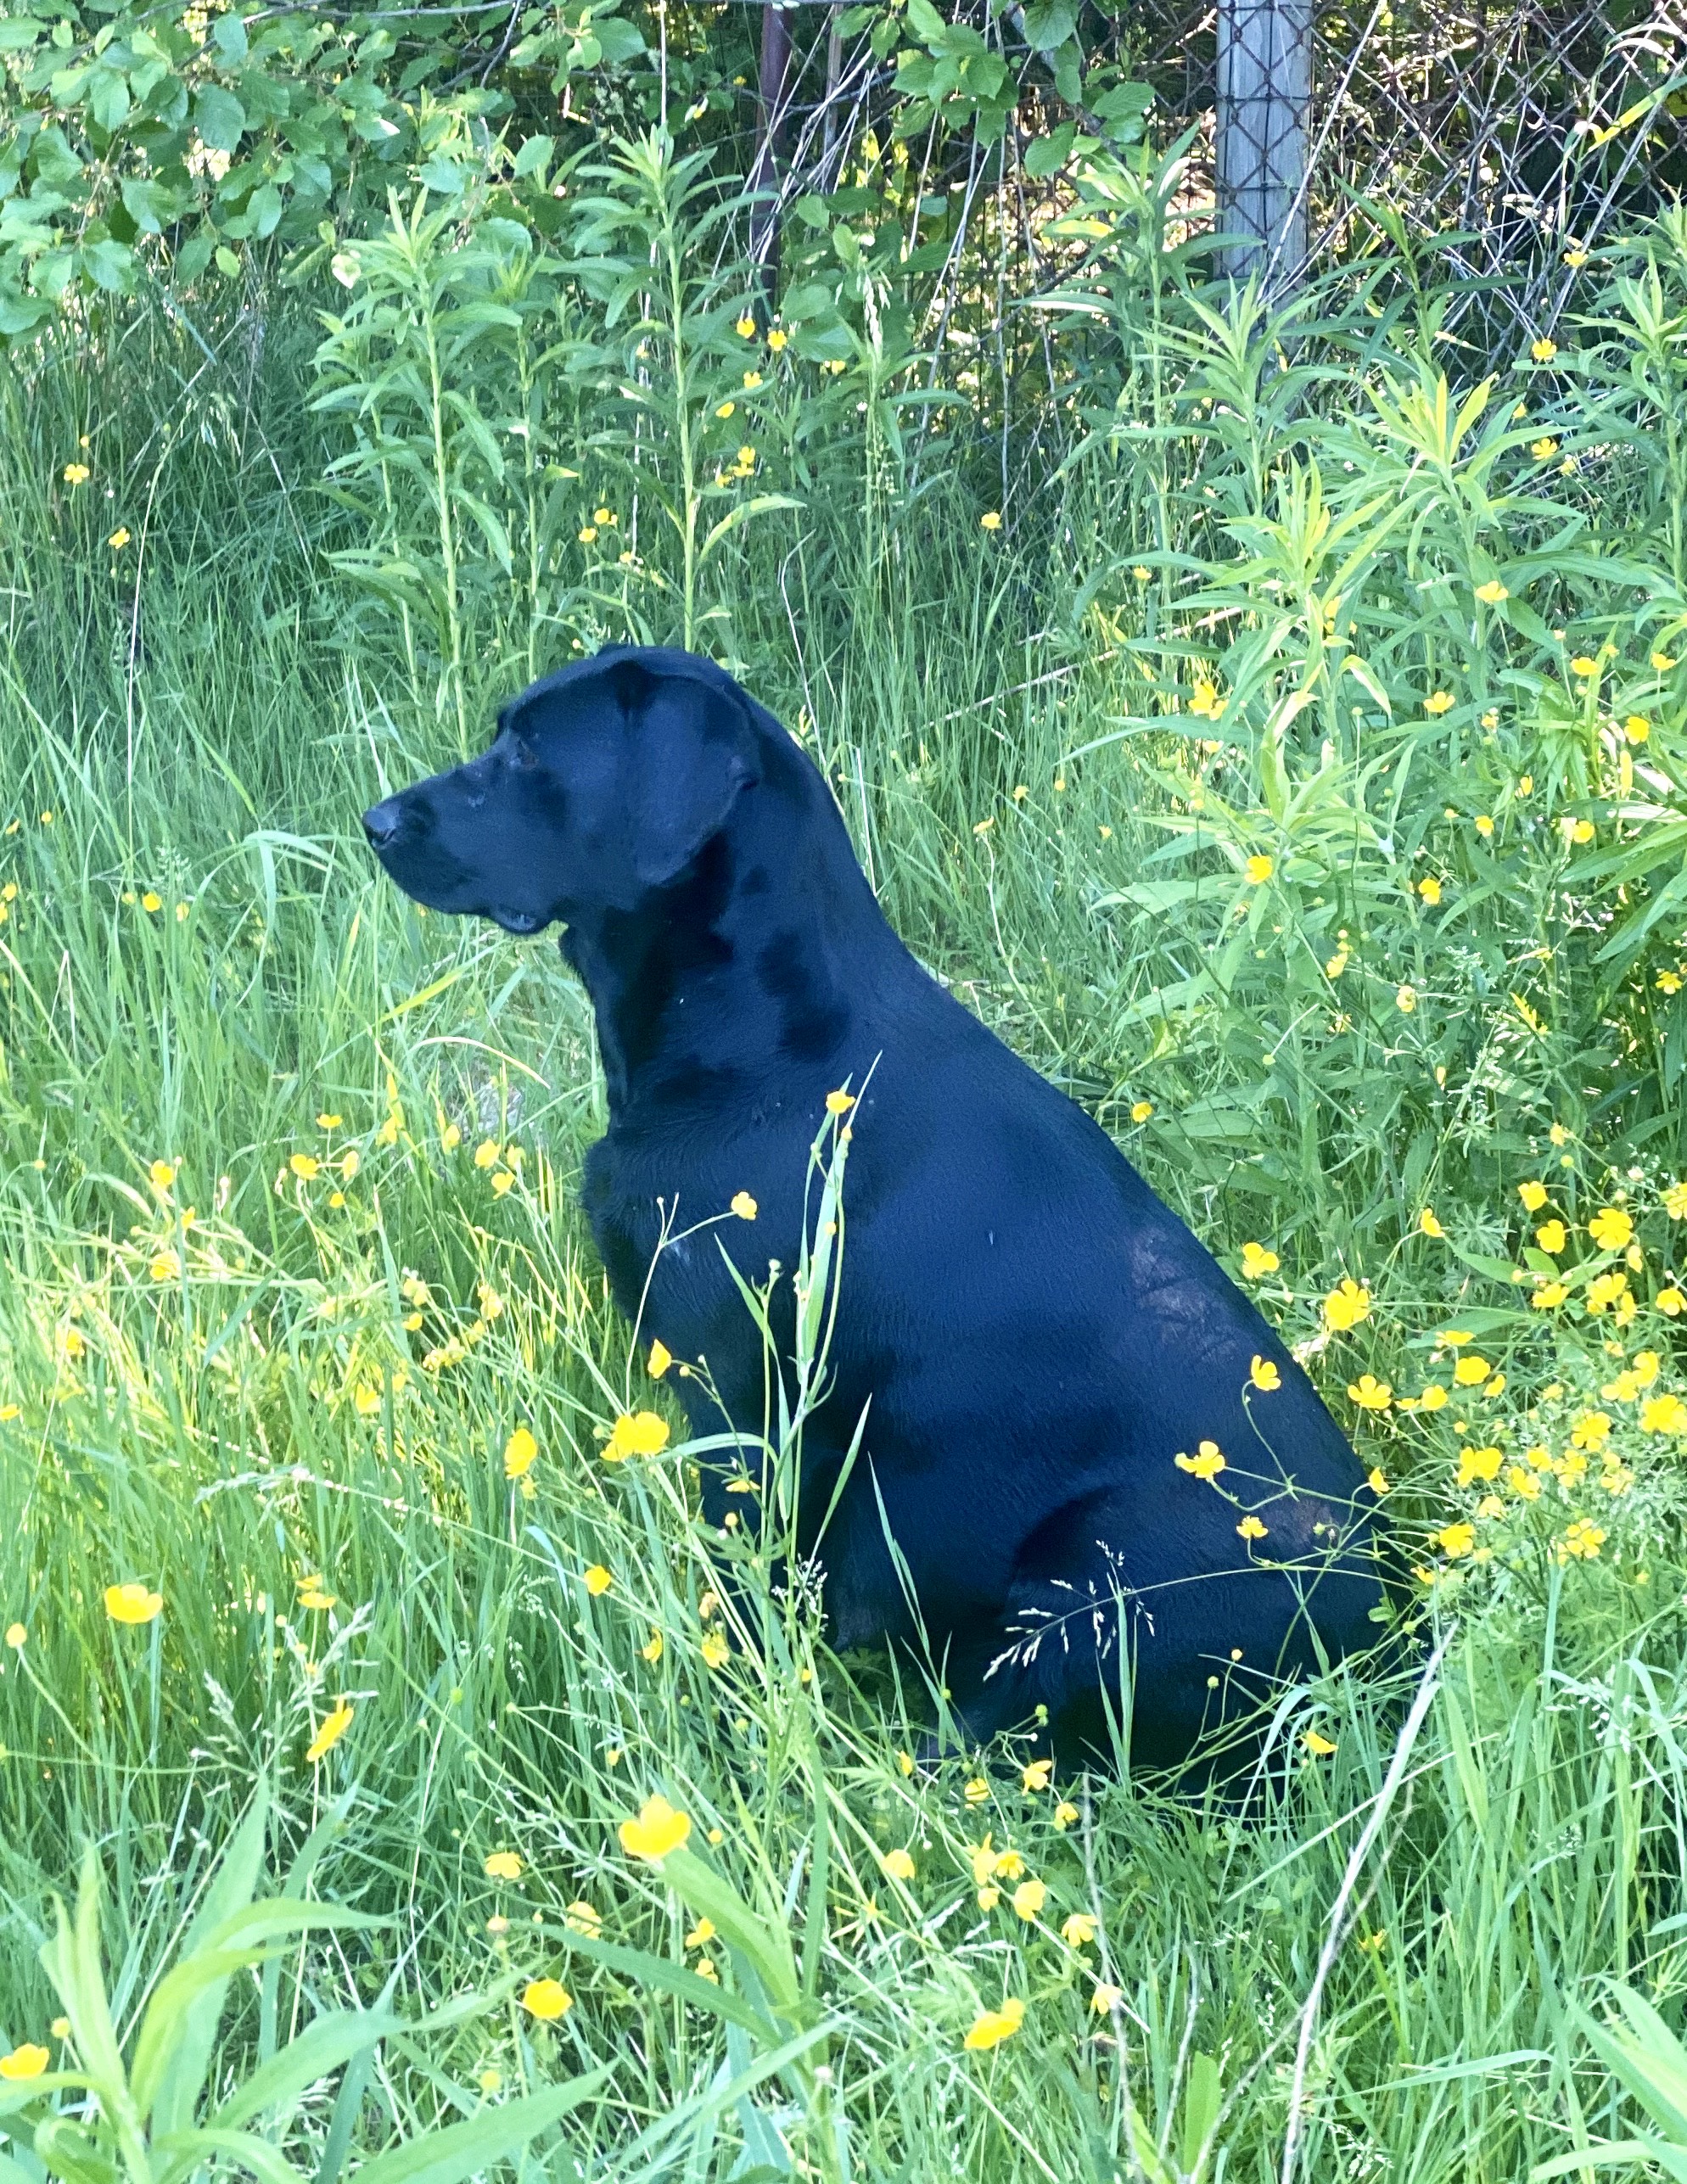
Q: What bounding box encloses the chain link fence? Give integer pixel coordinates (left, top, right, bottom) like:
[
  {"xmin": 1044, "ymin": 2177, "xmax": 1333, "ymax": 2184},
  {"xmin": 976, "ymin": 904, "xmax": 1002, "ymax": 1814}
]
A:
[{"xmin": 1135, "ymin": 0, "xmax": 1687, "ymax": 321}]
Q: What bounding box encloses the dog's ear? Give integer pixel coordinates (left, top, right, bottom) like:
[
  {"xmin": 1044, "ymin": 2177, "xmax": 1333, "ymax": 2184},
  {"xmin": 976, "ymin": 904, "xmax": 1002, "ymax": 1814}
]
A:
[{"xmin": 619, "ymin": 663, "xmax": 759, "ymax": 888}]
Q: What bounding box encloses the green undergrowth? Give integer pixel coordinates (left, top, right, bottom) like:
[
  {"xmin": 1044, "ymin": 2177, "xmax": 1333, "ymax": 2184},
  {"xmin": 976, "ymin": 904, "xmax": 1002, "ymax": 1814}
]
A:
[{"xmin": 5, "ymin": 198, "xmax": 1687, "ymax": 2178}]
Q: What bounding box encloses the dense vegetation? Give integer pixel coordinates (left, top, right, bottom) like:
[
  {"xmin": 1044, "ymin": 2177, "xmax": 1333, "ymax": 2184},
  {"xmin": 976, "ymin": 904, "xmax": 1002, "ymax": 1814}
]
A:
[{"xmin": 7, "ymin": 6, "xmax": 1687, "ymax": 2177}]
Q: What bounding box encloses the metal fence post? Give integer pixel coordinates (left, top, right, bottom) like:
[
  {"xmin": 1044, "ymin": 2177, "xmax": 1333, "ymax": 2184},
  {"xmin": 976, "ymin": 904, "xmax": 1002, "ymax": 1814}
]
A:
[{"xmin": 1215, "ymin": 0, "xmax": 1314, "ymax": 288}]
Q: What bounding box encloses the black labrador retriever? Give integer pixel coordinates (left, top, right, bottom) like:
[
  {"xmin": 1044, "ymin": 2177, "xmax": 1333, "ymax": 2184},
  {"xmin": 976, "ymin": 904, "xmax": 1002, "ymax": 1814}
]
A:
[{"xmin": 364, "ymin": 646, "xmax": 1386, "ymax": 1770}]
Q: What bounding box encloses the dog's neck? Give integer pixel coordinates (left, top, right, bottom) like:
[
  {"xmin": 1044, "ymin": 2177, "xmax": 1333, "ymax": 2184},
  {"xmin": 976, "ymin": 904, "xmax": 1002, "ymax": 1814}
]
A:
[{"xmin": 560, "ymin": 781, "xmax": 899, "ymax": 1117}]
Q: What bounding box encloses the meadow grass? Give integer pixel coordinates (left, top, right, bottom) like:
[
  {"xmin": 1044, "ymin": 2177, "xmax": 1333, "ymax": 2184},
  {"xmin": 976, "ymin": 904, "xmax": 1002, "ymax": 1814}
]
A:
[{"xmin": 3, "ymin": 266, "xmax": 1687, "ymax": 2184}]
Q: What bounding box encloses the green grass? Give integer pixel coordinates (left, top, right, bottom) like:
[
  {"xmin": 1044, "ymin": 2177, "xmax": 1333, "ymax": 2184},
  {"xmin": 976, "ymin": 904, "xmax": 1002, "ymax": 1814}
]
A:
[{"xmin": 4, "ymin": 243, "xmax": 1687, "ymax": 2182}]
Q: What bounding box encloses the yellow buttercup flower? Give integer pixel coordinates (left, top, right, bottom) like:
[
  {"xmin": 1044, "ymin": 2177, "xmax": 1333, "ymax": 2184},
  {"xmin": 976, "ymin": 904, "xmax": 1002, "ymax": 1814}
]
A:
[
  {"xmin": 485, "ymin": 1851, "xmax": 523, "ymax": 1880},
  {"xmin": 1474, "ymin": 580, "xmax": 1508, "ymax": 604},
  {"xmin": 1435, "ymin": 1522, "xmax": 1476, "ymax": 1560},
  {"xmin": 1249, "ymin": 1355, "xmax": 1281, "ymax": 1392},
  {"xmin": 979, "ymin": 512, "xmax": 1002, "ymax": 531},
  {"xmin": 521, "ymin": 1979, "xmax": 571, "ymax": 2020},
  {"xmin": 1367, "ymin": 1466, "xmax": 1389, "ymax": 1495},
  {"xmin": 1174, "ymin": 1439, "xmax": 1225, "ymax": 1481},
  {"xmin": 1303, "ymin": 1730, "xmax": 1337, "ymax": 1756},
  {"xmin": 1535, "ymin": 1218, "xmax": 1566, "ymax": 1253},
  {"xmin": 700, "ymin": 1628, "xmax": 729, "ymax": 1669},
  {"xmin": 1348, "ymin": 1374, "xmax": 1392, "ymax": 1411},
  {"xmin": 1641, "ymin": 1392, "xmax": 1687, "ymax": 1433},
  {"xmin": 1021, "ymin": 1757, "xmax": 1053, "ymax": 1790},
  {"xmin": 1419, "ymin": 1207, "xmax": 1443, "ymax": 1238},
  {"xmin": 1518, "ymin": 1179, "xmax": 1548, "ymax": 1211},
  {"xmin": 1240, "ymin": 1241, "xmax": 1279, "ymax": 1280},
  {"xmin": 1130, "ymin": 1100, "xmax": 1153, "ymax": 1123},
  {"xmin": 1245, "ymin": 854, "xmax": 1273, "ymax": 883},
  {"xmin": 306, "ymin": 1700, "xmax": 354, "ymax": 1762},
  {"xmin": 0, "ymin": 2044, "xmax": 49, "ymax": 2081},
  {"xmin": 105, "ymin": 1582, "xmax": 162, "ymax": 1625},
  {"xmin": 62, "ymin": 462, "xmax": 90, "ymax": 485},
  {"xmin": 1589, "ymin": 1206, "xmax": 1634, "ymax": 1250},
  {"xmin": 1418, "ymin": 876, "xmax": 1442, "ymax": 904},
  {"xmin": 1061, "ymin": 1912, "xmax": 1097, "ymax": 1946},
  {"xmin": 584, "ymin": 1565, "xmax": 612, "ymax": 1596},
  {"xmin": 619, "ymin": 1795, "xmax": 692, "ymax": 1861},
  {"xmin": 881, "ymin": 1846, "xmax": 916, "ymax": 1881},
  {"xmin": 1011, "ymin": 1878, "xmax": 1045, "ymax": 1921},
  {"xmin": 603, "ymin": 1410, "xmax": 670, "ymax": 1461},
  {"xmin": 564, "ymin": 1900, "xmax": 602, "ymax": 1935},
  {"xmin": 4, "ymin": 1623, "xmax": 24, "ymax": 1648},
  {"xmin": 731, "ymin": 1191, "xmax": 757, "ymax": 1220},
  {"xmin": 963, "ymin": 1997, "xmax": 1024, "ymax": 2051},
  {"xmin": 1236, "ymin": 1514, "xmax": 1269, "ymax": 1540},
  {"xmin": 289, "ymin": 1153, "xmax": 320, "ymax": 1181},
  {"xmin": 1424, "ymin": 691, "xmax": 1454, "ymax": 716},
  {"xmin": 735, "ymin": 314, "xmax": 757, "ymax": 339},
  {"xmin": 1323, "ymin": 1279, "xmax": 1370, "ymax": 1331},
  {"xmin": 503, "ymin": 1426, "xmax": 539, "ymax": 1479},
  {"xmin": 1532, "ymin": 338, "xmax": 1558, "ymax": 362}
]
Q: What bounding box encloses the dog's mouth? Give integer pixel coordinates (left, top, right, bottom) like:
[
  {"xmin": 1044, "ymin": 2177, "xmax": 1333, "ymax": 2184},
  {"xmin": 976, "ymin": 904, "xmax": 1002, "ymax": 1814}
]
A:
[{"xmin": 490, "ymin": 906, "xmax": 546, "ymax": 935}]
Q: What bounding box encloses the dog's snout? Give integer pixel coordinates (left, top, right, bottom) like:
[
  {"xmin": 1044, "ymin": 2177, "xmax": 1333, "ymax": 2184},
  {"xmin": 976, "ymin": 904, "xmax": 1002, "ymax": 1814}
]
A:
[{"xmin": 362, "ymin": 798, "xmax": 405, "ymax": 851}]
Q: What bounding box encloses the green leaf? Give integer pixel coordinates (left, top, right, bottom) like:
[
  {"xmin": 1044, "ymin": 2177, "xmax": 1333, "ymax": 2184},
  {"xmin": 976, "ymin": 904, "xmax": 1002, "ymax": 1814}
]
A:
[
  {"xmin": 194, "ymin": 86, "xmax": 246, "ymax": 154},
  {"xmin": 211, "ymin": 2013, "xmax": 401, "ymax": 2136},
  {"xmin": 348, "ymin": 2075, "xmax": 609, "ymax": 2184},
  {"xmin": 137, "ymin": 1792, "xmax": 270, "ymax": 2131},
  {"xmin": 1021, "ymin": 0, "xmax": 1079, "ymax": 51},
  {"xmin": 87, "ymin": 65, "xmax": 130, "ymax": 134}
]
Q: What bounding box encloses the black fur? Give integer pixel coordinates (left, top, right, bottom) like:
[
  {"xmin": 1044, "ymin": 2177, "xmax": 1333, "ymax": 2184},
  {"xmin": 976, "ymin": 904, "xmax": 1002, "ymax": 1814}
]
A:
[{"xmin": 365, "ymin": 646, "xmax": 1387, "ymax": 1769}]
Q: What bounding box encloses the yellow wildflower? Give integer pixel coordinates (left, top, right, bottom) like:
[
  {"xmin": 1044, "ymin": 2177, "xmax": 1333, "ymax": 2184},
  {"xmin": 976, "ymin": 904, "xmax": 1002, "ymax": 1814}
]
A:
[
  {"xmin": 584, "ymin": 1565, "xmax": 612, "ymax": 1595},
  {"xmin": 963, "ymin": 1998, "xmax": 1024, "ymax": 2051},
  {"xmin": 1022, "ymin": 1757, "xmax": 1053, "ymax": 1791},
  {"xmin": 1303, "ymin": 1729, "xmax": 1337, "ymax": 1756},
  {"xmin": 1250, "ymin": 1355, "xmax": 1281, "ymax": 1391},
  {"xmin": 1236, "ymin": 1514, "xmax": 1269, "ymax": 1540},
  {"xmin": 521, "ymin": 1979, "xmax": 572, "ymax": 2020},
  {"xmin": 1246, "ymin": 854, "xmax": 1274, "ymax": 883},
  {"xmin": 1012, "ymin": 1879, "xmax": 1046, "ymax": 1921},
  {"xmin": 603, "ymin": 1411, "xmax": 670, "ymax": 1461},
  {"xmin": 619, "ymin": 1795, "xmax": 692, "ymax": 1861},
  {"xmin": 104, "ymin": 1583, "xmax": 162, "ymax": 1625},
  {"xmin": 1435, "ymin": 1522, "xmax": 1476, "ymax": 1560},
  {"xmin": 485, "ymin": 1851, "xmax": 522, "ymax": 1880},
  {"xmin": 306, "ymin": 1701, "xmax": 354, "ymax": 1762},
  {"xmin": 1241, "ymin": 1242, "xmax": 1279, "ymax": 1279},
  {"xmin": 1174, "ymin": 1439, "xmax": 1225, "ymax": 1481},
  {"xmin": 1324, "ymin": 1279, "xmax": 1370, "ymax": 1331},
  {"xmin": 731, "ymin": 1191, "xmax": 757, "ymax": 1220},
  {"xmin": 1419, "ymin": 1208, "xmax": 1443, "ymax": 1237},
  {"xmin": 503, "ymin": 1426, "xmax": 539, "ymax": 1479},
  {"xmin": 0, "ymin": 2046, "xmax": 49, "ymax": 2081},
  {"xmin": 1062, "ymin": 1912, "xmax": 1097, "ymax": 1946},
  {"xmin": 1419, "ymin": 876, "xmax": 1442, "ymax": 904},
  {"xmin": 883, "ymin": 1847, "xmax": 916, "ymax": 1881},
  {"xmin": 1590, "ymin": 1207, "xmax": 1634, "ymax": 1250},
  {"xmin": 1424, "ymin": 691, "xmax": 1454, "ymax": 716}
]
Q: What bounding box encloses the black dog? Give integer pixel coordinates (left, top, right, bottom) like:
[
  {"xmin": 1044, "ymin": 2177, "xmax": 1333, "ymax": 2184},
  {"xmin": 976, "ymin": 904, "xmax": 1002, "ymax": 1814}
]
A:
[{"xmin": 365, "ymin": 647, "xmax": 1386, "ymax": 1769}]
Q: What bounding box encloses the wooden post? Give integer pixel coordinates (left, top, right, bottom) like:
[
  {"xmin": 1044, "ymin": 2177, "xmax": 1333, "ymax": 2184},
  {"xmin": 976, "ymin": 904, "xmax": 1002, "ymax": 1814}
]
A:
[
  {"xmin": 1214, "ymin": 0, "xmax": 1314, "ymax": 288},
  {"xmin": 749, "ymin": 1, "xmax": 793, "ymax": 307}
]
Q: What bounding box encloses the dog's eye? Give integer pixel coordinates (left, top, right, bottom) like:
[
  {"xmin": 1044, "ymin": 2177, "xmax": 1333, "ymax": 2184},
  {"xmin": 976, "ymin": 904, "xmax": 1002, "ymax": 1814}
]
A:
[{"xmin": 507, "ymin": 734, "xmax": 537, "ymax": 770}]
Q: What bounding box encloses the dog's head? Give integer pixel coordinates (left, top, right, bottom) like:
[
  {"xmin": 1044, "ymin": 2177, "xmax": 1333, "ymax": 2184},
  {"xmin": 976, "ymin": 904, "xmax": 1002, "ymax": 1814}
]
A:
[{"xmin": 363, "ymin": 648, "xmax": 763, "ymax": 933}]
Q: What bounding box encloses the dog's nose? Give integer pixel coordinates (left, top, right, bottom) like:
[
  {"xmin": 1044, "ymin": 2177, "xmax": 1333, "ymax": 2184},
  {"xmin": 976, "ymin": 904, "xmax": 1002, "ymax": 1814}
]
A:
[{"xmin": 362, "ymin": 798, "xmax": 404, "ymax": 850}]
